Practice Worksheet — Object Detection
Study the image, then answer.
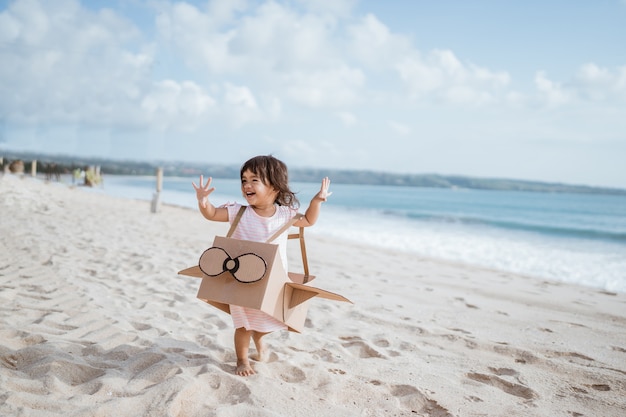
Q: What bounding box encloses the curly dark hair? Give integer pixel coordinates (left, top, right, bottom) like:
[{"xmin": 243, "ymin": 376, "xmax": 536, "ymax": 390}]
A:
[{"xmin": 240, "ymin": 155, "xmax": 300, "ymax": 208}]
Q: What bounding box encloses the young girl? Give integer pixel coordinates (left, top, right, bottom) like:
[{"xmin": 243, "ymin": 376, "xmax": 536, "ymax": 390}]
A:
[{"xmin": 192, "ymin": 155, "xmax": 331, "ymax": 376}]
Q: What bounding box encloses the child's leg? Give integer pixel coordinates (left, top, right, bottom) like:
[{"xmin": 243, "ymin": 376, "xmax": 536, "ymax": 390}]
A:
[
  {"xmin": 251, "ymin": 331, "xmax": 269, "ymax": 362},
  {"xmin": 234, "ymin": 327, "xmax": 255, "ymax": 376}
]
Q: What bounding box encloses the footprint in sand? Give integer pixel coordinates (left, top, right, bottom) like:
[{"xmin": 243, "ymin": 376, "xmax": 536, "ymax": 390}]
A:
[
  {"xmin": 2, "ymin": 344, "xmax": 105, "ymax": 386},
  {"xmin": 466, "ymin": 372, "xmax": 536, "ymax": 400},
  {"xmin": 453, "ymin": 297, "xmax": 479, "ymax": 309},
  {"xmin": 389, "ymin": 384, "xmax": 453, "ymax": 416},
  {"xmin": 125, "ymin": 352, "xmax": 184, "ymax": 390},
  {"xmin": 488, "ymin": 367, "xmax": 518, "ymax": 377},
  {"xmin": 162, "ymin": 311, "xmax": 180, "ymax": 320},
  {"xmin": 373, "ymin": 338, "xmax": 390, "ymax": 348},
  {"xmin": 310, "ymin": 348, "xmax": 341, "ymax": 363},
  {"xmin": 124, "ymin": 351, "xmax": 168, "ymax": 375},
  {"xmin": 278, "ymin": 365, "xmax": 306, "ymax": 383},
  {"xmin": 373, "ymin": 337, "xmax": 402, "ymax": 357},
  {"xmin": 200, "ymin": 373, "xmax": 252, "ymax": 405},
  {"xmin": 339, "ymin": 336, "xmax": 383, "ymax": 359},
  {"xmin": 130, "ymin": 322, "xmax": 151, "ymax": 331},
  {"xmin": 551, "ymin": 350, "xmax": 594, "ymax": 361}
]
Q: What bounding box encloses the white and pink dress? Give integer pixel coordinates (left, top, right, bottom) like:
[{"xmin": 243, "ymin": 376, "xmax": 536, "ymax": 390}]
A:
[{"xmin": 225, "ymin": 203, "xmax": 297, "ymax": 332}]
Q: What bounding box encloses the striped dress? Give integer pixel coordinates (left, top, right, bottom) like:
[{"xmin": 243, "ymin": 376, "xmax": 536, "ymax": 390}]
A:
[{"xmin": 225, "ymin": 203, "xmax": 297, "ymax": 332}]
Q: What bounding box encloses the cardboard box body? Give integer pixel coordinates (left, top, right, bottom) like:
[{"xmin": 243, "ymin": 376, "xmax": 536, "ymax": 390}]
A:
[{"xmin": 180, "ymin": 235, "xmax": 350, "ymax": 333}]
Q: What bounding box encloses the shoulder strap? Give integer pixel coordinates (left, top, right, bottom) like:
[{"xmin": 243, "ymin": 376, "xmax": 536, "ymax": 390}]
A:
[
  {"xmin": 226, "ymin": 205, "xmax": 247, "ymax": 238},
  {"xmin": 227, "ymin": 206, "xmax": 303, "ymax": 243},
  {"xmin": 265, "ymin": 213, "xmax": 304, "ymax": 243}
]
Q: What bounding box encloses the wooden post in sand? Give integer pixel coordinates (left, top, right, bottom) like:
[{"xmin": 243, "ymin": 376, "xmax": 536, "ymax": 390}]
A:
[
  {"xmin": 156, "ymin": 167, "xmax": 163, "ymax": 193},
  {"xmin": 151, "ymin": 167, "xmax": 163, "ymax": 213},
  {"xmin": 31, "ymin": 160, "xmax": 37, "ymax": 177}
]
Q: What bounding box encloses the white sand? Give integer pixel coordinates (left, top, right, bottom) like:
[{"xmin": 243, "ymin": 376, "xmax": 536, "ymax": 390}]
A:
[{"xmin": 1, "ymin": 173, "xmax": 625, "ymax": 417}]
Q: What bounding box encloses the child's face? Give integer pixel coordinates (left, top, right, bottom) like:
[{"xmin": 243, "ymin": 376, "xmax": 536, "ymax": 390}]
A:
[{"xmin": 241, "ymin": 169, "xmax": 279, "ymax": 207}]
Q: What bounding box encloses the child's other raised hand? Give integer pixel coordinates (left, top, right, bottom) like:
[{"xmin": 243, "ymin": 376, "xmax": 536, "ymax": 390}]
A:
[
  {"xmin": 192, "ymin": 175, "xmax": 215, "ymax": 207},
  {"xmin": 315, "ymin": 177, "xmax": 332, "ymax": 202}
]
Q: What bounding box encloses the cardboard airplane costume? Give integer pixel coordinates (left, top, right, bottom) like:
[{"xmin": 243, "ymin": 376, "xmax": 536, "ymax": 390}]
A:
[{"xmin": 179, "ymin": 206, "xmax": 351, "ymax": 333}]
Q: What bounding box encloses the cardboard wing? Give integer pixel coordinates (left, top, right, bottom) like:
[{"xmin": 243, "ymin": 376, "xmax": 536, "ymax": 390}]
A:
[{"xmin": 178, "ymin": 236, "xmax": 351, "ymax": 332}]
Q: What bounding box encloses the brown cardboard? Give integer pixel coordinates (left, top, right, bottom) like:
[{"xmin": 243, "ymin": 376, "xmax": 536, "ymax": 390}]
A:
[{"xmin": 179, "ymin": 235, "xmax": 351, "ymax": 332}]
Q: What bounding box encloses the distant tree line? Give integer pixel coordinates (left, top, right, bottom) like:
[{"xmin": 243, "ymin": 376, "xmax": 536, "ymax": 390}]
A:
[{"xmin": 2, "ymin": 150, "xmax": 625, "ymax": 196}]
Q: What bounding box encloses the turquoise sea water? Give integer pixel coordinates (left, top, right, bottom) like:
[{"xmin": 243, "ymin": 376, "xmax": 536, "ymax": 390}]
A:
[{"xmin": 94, "ymin": 175, "xmax": 626, "ymax": 293}]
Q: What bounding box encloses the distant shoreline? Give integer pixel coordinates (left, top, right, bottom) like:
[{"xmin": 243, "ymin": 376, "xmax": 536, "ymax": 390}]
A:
[{"xmin": 2, "ymin": 149, "xmax": 625, "ymax": 196}]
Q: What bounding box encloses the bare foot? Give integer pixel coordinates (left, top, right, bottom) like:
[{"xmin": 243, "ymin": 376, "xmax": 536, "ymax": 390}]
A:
[{"xmin": 236, "ymin": 359, "xmax": 255, "ymax": 376}]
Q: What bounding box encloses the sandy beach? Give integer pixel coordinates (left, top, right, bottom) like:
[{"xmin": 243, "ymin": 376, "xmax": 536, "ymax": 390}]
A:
[{"xmin": 1, "ymin": 173, "xmax": 625, "ymax": 417}]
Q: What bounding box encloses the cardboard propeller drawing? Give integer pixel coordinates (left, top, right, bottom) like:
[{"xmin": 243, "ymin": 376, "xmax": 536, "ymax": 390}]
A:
[{"xmin": 179, "ymin": 206, "xmax": 352, "ymax": 332}]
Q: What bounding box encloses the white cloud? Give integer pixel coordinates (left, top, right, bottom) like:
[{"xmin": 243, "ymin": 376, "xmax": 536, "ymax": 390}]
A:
[
  {"xmin": 346, "ymin": 13, "xmax": 413, "ymax": 70},
  {"xmin": 220, "ymin": 83, "xmax": 283, "ymax": 127},
  {"xmin": 224, "ymin": 83, "xmax": 257, "ymax": 109},
  {"xmin": 294, "ymin": 0, "xmax": 357, "ymax": 17},
  {"xmin": 230, "ymin": 1, "xmax": 337, "ymax": 69},
  {"xmin": 396, "ymin": 49, "xmax": 510, "ymax": 105},
  {"xmin": 533, "ymin": 64, "xmax": 626, "ymax": 107},
  {"xmin": 207, "ymin": 0, "xmax": 248, "ymax": 25},
  {"xmin": 3, "ymin": 0, "xmax": 589, "ymax": 136},
  {"xmin": 154, "ymin": 0, "xmax": 364, "ymax": 109},
  {"xmin": 0, "ymin": 0, "xmax": 621, "ymax": 127},
  {"xmin": 283, "ymin": 66, "xmax": 365, "ymax": 107},
  {"xmin": 388, "ymin": 120, "xmax": 410, "ymax": 136},
  {"xmin": 156, "ymin": 0, "xmax": 342, "ymax": 76},
  {"xmin": 396, "ymin": 54, "xmax": 444, "ymax": 93},
  {"xmin": 534, "ymin": 71, "xmax": 571, "ymax": 106},
  {"xmin": 155, "ymin": 1, "xmax": 242, "ymax": 74},
  {"xmin": 0, "ymin": 0, "xmax": 151, "ymax": 127},
  {"xmin": 141, "ymin": 80, "xmax": 216, "ymax": 131},
  {"xmin": 0, "ymin": 5, "xmax": 20, "ymax": 42},
  {"xmin": 574, "ymin": 63, "xmax": 626, "ymax": 101},
  {"xmin": 336, "ymin": 111, "xmax": 357, "ymax": 127}
]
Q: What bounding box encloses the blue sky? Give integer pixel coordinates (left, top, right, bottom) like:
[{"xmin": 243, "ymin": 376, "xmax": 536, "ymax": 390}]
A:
[{"xmin": 1, "ymin": 0, "xmax": 625, "ymax": 188}]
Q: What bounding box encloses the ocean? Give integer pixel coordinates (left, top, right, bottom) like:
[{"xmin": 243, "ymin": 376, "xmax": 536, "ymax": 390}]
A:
[{"xmin": 91, "ymin": 175, "xmax": 626, "ymax": 293}]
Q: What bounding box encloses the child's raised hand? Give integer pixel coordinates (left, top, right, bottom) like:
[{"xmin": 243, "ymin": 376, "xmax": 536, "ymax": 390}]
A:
[
  {"xmin": 192, "ymin": 175, "xmax": 215, "ymax": 207},
  {"xmin": 315, "ymin": 177, "xmax": 332, "ymax": 202}
]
